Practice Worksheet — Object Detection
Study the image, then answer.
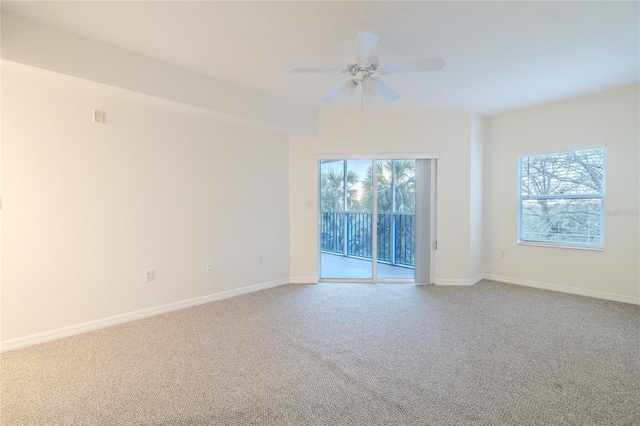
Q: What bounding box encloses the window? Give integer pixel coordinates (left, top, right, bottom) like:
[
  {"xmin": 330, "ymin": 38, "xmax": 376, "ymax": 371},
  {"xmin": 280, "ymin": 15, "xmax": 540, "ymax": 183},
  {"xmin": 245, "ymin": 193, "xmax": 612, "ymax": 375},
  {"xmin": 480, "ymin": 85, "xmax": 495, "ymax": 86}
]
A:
[{"xmin": 518, "ymin": 148, "xmax": 605, "ymax": 249}]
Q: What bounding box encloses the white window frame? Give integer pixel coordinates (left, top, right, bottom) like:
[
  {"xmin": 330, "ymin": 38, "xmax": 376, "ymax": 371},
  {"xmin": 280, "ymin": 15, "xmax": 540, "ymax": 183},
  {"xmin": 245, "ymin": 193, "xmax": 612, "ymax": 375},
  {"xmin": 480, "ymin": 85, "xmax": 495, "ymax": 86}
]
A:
[{"xmin": 517, "ymin": 148, "xmax": 606, "ymax": 251}]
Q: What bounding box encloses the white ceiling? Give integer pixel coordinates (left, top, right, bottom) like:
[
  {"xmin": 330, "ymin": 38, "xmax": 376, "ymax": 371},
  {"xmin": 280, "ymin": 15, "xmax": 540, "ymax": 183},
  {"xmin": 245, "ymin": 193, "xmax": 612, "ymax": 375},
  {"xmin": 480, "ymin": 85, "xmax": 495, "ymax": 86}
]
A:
[{"xmin": 3, "ymin": 1, "xmax": 638, "ymax": 115}]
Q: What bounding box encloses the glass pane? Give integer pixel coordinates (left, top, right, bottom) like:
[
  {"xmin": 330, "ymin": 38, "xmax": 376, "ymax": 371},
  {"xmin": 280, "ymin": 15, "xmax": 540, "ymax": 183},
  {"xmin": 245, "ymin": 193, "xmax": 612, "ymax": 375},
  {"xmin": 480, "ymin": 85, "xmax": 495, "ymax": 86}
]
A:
[
  {"xmin": 376, "ymin": 160, "xmax": 392, "ymax": 213},
  {"xmin": 320, "ymin": 212, "xmax": 344, "ymax": 255},
  {"xmin": 378, "ymin": 160, "xmax": 416, "ymax": 280},
  {"xmin": 346, "ymin": 160, "xmax": 371, "ymax": 213},
  {"xmin": 320, "ymin": 160, "xmax": 344, "ymax": 213},
  {"xmin": 393, "ymin": 160, "xmax": 416, "ymax": 213},
  {"xmin": 345, "ymin": 160, "xmax": 373, "ymax": 263},
  {"xmin": 521, "ymin": 198, "xmax": 602, "ymax": 244},
  {"xmin": 320, "ymin": 160, "xmax": 344, "ymax": 256},
  {"xmin": 320, "ymin": 160, "xmax": 373, "ymax": 279},
  {"xmin": 521, "ymin": 149, "xmax": 604, "ymax": 197}
]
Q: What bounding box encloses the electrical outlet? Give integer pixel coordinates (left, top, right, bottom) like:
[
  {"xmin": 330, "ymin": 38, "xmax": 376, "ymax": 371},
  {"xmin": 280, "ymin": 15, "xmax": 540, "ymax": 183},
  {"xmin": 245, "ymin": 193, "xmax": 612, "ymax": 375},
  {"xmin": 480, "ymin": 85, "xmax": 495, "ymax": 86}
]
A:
[
  {"xmin": 207, "ymin": 260, "xmax": 214, "ymax": 271},
  {"xmin": 93, "ymin": 110, "xmax": 104, "ymax": 124},
  {"xmin": 145, "ymin": 269, "xmax": 155, "ymax": 282}
]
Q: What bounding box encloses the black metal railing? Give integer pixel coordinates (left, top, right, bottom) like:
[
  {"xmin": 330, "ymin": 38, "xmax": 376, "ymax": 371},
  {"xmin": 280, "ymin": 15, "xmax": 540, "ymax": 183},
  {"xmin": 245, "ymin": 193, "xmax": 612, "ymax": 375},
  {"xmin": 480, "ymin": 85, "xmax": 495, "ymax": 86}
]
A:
[{"xmin": 321, "ymin": 212, "xmax": 415, "ymax": 267}]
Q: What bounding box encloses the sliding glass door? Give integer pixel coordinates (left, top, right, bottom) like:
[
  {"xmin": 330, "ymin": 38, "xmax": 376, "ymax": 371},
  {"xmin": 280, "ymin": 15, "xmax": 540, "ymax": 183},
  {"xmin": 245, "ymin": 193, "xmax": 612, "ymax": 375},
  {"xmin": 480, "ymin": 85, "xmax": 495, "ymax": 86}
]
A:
[{"xmin": 319, "ymin": 158, "xmax": 430, "ymax": 282}]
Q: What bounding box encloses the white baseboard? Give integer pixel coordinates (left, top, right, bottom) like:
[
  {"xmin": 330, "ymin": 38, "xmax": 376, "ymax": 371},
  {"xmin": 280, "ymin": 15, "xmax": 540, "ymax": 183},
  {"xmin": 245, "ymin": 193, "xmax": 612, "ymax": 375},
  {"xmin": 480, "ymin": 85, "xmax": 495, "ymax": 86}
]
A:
[
  {"xmin": 5, "ymin": 274, "xmax": 635, "ymax": 353},
  {"xmin": 435, "ymin": 274, "xmax": 484, "ymax": 286},
  {"xmin": 0, "ymin": 278, "xmax": 290, "ymax": 353},
  {"xmin": 289, "ymin": 276, "xmax": 318, "ymax": 284},
  {"xmin": 484, "ymin": 274, "xmax": 640, "ymax": 305}
]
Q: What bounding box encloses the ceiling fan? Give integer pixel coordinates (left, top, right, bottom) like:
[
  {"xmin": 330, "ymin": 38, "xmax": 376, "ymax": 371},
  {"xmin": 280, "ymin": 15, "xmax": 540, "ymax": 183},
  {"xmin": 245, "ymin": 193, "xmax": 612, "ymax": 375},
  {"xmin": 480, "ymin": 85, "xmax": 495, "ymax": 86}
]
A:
[{"xmin": 288, "ymin": 32, "xmax": 445, "ymax": 103}]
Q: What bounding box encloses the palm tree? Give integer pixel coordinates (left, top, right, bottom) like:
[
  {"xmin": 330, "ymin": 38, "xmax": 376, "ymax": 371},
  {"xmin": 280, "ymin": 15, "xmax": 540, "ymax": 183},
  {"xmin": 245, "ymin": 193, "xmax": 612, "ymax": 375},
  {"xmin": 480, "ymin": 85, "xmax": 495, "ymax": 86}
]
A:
[
  {"xmin": 320, "ymin": 169, "xmax": 344, "ymax": 212},
  {"xmin": 320, "ymin": 164, "xmax": 363, "ymax": 255},
  {"xmin": 320, "ymin": 168, "xmax": 362, "ymax": 212},
  {"xmin": 392, "ymin": 160, "xmax": 416, "ymax": 213},
  {"xmin": 361, "ymin": 160, "xmax": 415, "ymax": 213},
  {"xmin": 359, "ymin": 160, "xmax": 415, "ymax": 265}
]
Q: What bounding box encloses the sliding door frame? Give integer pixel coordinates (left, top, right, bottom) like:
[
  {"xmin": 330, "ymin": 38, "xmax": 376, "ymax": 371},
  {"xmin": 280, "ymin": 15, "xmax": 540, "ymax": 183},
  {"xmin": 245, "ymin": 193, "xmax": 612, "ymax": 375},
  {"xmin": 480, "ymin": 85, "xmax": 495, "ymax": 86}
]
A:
[{"xmin": 317, "ymin": 153, "xmax": 438, "ymax": 284}]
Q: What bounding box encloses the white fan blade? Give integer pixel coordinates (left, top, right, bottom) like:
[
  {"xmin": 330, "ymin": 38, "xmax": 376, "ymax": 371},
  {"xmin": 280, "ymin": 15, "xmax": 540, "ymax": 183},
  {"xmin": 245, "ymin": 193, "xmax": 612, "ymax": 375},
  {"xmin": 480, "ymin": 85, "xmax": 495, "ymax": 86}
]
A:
[
  {"xmin": 343, "ymin": 79, "xmax": 358, "ymax": 95},
  {"xmin": 357, "ymin": 32, "xmax": 379, "ymax": 63},
  {"xmin": 372, "ymin": 77, "xmax": 400, "ymax": 102},
  {"xmin": 378, "ymin": 58, "xmax": 445, "ymax": 74},
  {"xmin": 321, "ymin": 80, "xmax": 358, "ymax": 102},
  {"xmin": 288, "ymin": 67, "xmax": 346, "ymax": 74}
]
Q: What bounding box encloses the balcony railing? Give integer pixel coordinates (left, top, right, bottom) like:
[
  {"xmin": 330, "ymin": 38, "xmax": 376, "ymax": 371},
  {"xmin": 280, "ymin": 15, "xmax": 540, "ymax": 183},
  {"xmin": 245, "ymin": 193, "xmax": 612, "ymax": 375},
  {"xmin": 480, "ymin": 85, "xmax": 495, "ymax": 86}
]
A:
[{"xmin": 321, "ymin": 212, "xmax": 415, "ymax": 267}]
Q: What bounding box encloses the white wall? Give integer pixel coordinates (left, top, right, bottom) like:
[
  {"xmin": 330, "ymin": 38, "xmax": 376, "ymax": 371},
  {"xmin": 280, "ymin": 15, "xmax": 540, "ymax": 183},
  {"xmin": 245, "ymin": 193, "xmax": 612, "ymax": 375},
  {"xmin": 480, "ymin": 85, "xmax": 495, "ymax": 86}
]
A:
[
  {"xmin": 484, "ymin": 85, "xmax": 640, "ymax": 303},
  {"xmin": 289, "ymin": 111, "xmax": 479, "ymax": 285},
  {"xmin": 1, "ymin": 64, "xmax": 290, "ymax": 345}
]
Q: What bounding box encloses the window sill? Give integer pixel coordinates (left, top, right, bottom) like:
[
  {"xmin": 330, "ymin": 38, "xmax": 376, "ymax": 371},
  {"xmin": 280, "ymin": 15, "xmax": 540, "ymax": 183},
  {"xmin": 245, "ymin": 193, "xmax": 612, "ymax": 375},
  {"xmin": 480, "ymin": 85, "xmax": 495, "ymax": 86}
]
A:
[{"xmin": 517, "ymin": 241, "xmax": 604, "ymax": 251}]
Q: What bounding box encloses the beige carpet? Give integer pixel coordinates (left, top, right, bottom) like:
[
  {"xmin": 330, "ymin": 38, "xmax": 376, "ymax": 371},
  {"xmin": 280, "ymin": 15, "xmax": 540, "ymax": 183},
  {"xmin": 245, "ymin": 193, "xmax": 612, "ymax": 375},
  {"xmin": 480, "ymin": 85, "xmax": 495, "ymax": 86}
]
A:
[{"xmin": 2, "ymin": 280, "xmax": 639, "ymax": 425}]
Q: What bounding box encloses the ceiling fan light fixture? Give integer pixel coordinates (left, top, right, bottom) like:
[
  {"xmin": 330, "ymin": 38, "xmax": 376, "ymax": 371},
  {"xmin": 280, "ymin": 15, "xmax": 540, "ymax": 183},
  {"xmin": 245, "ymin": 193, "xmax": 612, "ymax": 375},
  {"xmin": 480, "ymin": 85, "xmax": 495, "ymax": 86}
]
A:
[
  {"xmin": 362, "ymin": 75, "xmax": 375, "ymax": 90},
  {"xmin": 355, "ymin": 70, "xmax": 368, "ymax": 82}
]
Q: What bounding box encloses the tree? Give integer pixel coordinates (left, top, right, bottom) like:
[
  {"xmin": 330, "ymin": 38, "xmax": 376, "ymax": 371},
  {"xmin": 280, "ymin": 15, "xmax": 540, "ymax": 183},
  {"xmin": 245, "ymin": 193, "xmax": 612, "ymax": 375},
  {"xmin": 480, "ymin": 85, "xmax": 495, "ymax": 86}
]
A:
[
  {"xmin": 361, "ymin": 160, "xmax": 416, "ymax": 265},
  {"xmin": 392, "ymin": 160, "xmax": 416, "ymax": 213},
  {"xmin": 320, "ymin": 168, "xmax": 361, "ymax": 212},
  {"xmin": 320, "ymin": 169, "xmax": 344, "ymax": 212},
  {"xmin": 361, "ymin": 160, "xmax": 415, "ymax": 213},
  {"xmin": 320, "ymin": 165, "xmax": 362, "ymax": 254}
]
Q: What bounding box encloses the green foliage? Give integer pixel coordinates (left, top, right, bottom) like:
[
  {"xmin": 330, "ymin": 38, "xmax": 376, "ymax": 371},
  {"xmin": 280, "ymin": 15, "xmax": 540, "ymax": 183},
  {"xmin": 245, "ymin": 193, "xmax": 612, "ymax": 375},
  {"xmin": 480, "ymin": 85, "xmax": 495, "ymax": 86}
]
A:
[
  {"xmin": 320, "ymin": 167, "xmax": 362, "ymax": 212},
  {"xmin": 361, "ymin": 160, "xmax": 415, "ymax": 213}
]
